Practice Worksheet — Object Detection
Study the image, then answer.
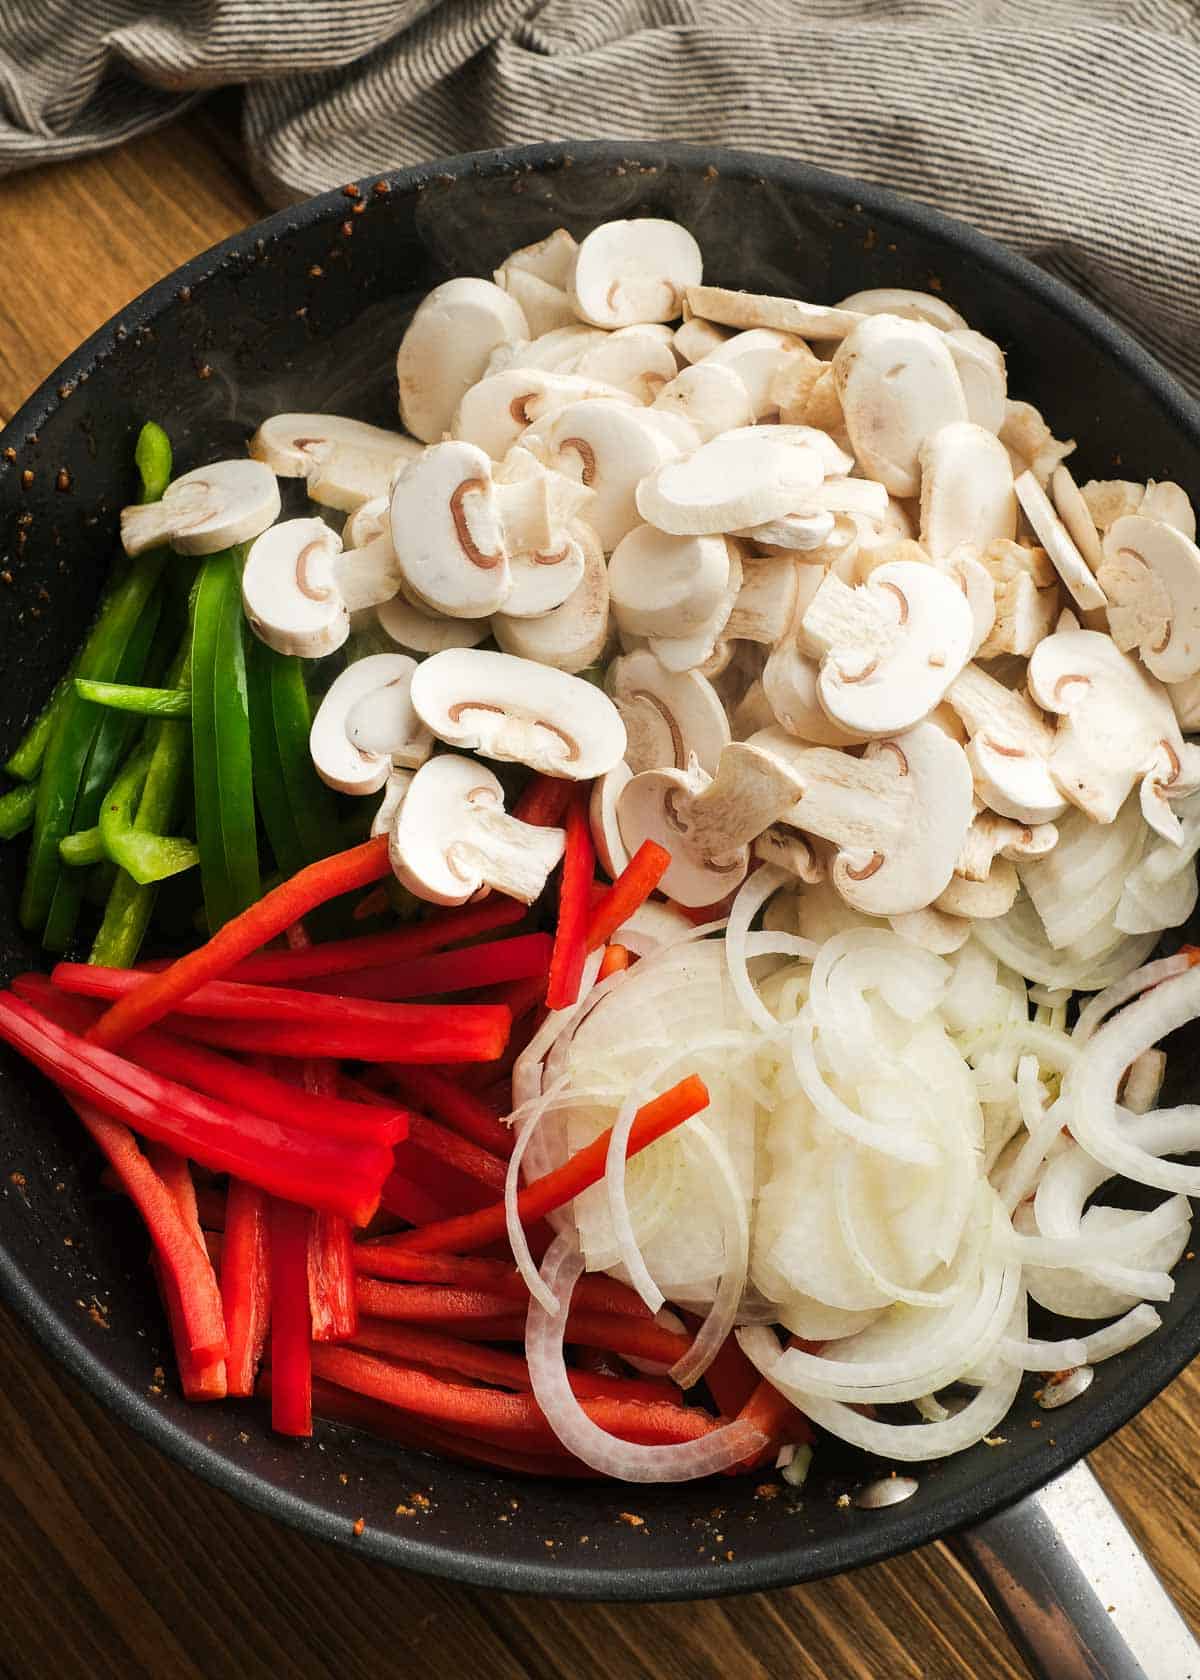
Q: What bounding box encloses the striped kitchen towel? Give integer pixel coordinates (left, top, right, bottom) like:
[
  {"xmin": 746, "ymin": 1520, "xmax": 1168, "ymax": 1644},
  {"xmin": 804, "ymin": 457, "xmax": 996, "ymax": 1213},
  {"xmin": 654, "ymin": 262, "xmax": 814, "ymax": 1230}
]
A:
[{"xmin": 1, "ymin": 1, "xmax": 1198, "ymax": 392}]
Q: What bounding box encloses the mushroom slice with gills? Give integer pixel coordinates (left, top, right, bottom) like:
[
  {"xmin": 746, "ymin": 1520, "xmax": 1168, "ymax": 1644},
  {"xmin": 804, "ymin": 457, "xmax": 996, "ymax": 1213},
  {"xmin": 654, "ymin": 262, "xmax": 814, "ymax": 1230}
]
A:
[
  {"xmin": 753, "ymin": 824, "xmax": 825, "ymax": 883},
  {"xmin": 999, "ymin": 400, "xmax": 1076, "ymax": 488},
  {"xmin": 647, "ymin": 544, "xmax": 743, "ymax": 674},
  {"xmin": 616, "ymin": 759, "xmax": 751, "ymax": 908},
  {"xmin": 651, "ymin": 362, "xmax": 754, "ymax": 441},
  {"xmin": 835, "ymin": 287, "xmax": 968, "ymax": 333},
  {"xmin": 935, "ymin": 861, "xmax": 1020, "ymax": 920},
  {"xmin": 918, "ymin": 422, "xmax": 1017, "ymax": 559},
  {"xmin": 699, "ymin": 328, "xmax": 812, "ymax": 419},
  {"xmin": 342, "ymin": 495, "xmax": 389, "ymax": 550},
  {"xmin": 1050, "ymin": 464, "xmax": 1104, "ymax": 575},
  {"xmin": 739, "ymin": 479, "xmax": 888, "ymax": 550},
  {"xmin": 800, "ymin": 560, "xmax": 975, "ymax": 738},
  {"xmin": 1014, "ymin": 470, "xmax": 1107, "ymax": 614},
  {"xmin": 396, "ymin": 277, "xmax": 528, "ymax": 444},
  {"xmin": 488, "ymin": 324, "xmax": 605, "ymax": 375},
  {"xmin": 685, "ymin": 284, "xmax": 865, "ymax": 341},
  {"xmin": 389, "ymin": 754, "xmax": 567, "ymax": 908},
  {"xmin": 1138, "ymin": 480, "xmax": 1196, "ymax": 541},
  {"xmin": 492, "ymin": 520, "xmax": 610, "ymax": 674},
  {"xmin": 673, "ymin": 316, "xmax": 732, "ymax": 364},
  {"xmin": 371, "ymin": 769, "xmax": 411, "ymax": 838},
  {"xmin": 763, "ymin": 632, "xmax": 868, "ymax": 748},
  {"xmin": 943, "ymin": 330, "xmax": 1007, "ymax": 434},
  {"xmin": 121, "ymin": 458, "xmax": 280, "ymax": 558},
  {"xmin": 242, "ymin": 517, "xmax": 350, "ymax": 658},
  {"xmin": 945, "ymin": 663, "xmax": 1067, "ymax": 825},
  {"xmin": 1027, "ymin": 623, "xmax": 1200, "ymax": 842},
  {"xmin": 378, "ymin": 587, "xmax": 490, "ymax": 655},
  {"xmin": 309, "ymin": 654, "xmax": 431, "ymax": 796},
  {"xmin": 606, "ymin": 649, "xmax": 730, "ymax": 776},
  {"xmin": 501, "ymin": 528, "xmax": 588, "ymax": 619},
  {"xmin": 570, "ymin": 219, "xmax": 703, "ymax": 328},
  {"xmin": 410, "ymin": 646, "xmax": 625, "ymax": 779},
  {"xmin": 249, "ymin": 414, "xmax": 423, "ymax": 514},
  {"xmin": 727, "ymin": 553, "xmax": 803, "ymax": 645},
  {"xmin": 957, "ymin": 808, "xmax": 1058, "ymax": 882},
  {"xmin": 636, "ymin": 426, "xmax": 825, "ymax": 538},
  {"xmin": 452, "ymin": 367, "xmax": 636, "ymax": 462},
  {"xmin": 570, "ymin": 327, "xmax": 679, "ymax": 403},
  {"xmin": 589, "ymin": 761, "xmax": 633, "ymax": 878},
  {"xmin": 1099, "ymin": 515, "xmax": 1200, "ymax": 683},
  {"xmin": 831, "ymin": 314, "xmax": 968, "ymax": 498},
  {"xmin": 774, "ymin": 720, "xmax": 976, "ymax": 916},
  {"xmin": 541, "ymin": 401, "xmax": 698, "ymax": 551},
  {"xmin": 607, "ymin": 524, "xmax": 730, "ymax": 639},
  {"xmin": 889, "ymin": 907, "xmax": 971, "ymax": 954}
]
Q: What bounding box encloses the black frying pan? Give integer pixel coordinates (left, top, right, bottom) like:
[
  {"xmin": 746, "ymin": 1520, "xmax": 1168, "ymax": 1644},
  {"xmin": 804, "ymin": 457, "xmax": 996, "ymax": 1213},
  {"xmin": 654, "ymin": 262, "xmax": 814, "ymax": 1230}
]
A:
[{"xmin": 0, "ymin": 141, "xmax": 1197, "ymax": 1677}]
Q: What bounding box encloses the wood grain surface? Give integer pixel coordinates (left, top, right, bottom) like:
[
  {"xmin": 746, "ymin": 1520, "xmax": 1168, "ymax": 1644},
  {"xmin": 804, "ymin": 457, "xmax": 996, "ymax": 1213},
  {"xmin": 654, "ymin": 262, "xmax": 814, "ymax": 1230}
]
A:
[{"xmin": 0, "ymin": 113, "xmax": 1197, "ymax": 1680}]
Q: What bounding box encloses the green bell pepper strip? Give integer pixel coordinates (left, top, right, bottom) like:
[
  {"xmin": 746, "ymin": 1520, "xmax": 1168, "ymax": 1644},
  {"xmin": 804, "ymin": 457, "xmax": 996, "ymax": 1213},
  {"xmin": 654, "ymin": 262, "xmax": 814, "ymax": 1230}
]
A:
[
  {"xmin": 98, "ymin": 743, "xmax": 198, "ymax": 886},
  {"xmin": 191, "ymin": 551, "xmax": 259, "ymax": 931},
  {"xmin": 245, "ymin": 636, "xmax": 340, "ymax": 881},
  {"xmin": 134, "ymin": 421, "xmax": 173, "ymax": 506},
  {"xmin": 75, "ymin": 679, "xmax": 190, "ymax": 717},
  {"xmin": 0, "ymin": 782, "xmax": 38, "ymax": 839},
  {"xmin": 3, "ymin": 655, "xmax": 81, "ymax": 783},
  {"xmin": 59, "ymin": 826, "xmax": 106, "ymax": 868}
]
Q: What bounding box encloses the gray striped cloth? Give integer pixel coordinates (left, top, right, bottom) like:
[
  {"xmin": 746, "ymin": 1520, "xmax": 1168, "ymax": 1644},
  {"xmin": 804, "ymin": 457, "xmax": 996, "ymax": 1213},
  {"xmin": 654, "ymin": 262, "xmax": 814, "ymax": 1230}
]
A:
[{"xmin": 2, "ymin": 1, "xmax": 1198, "ymax": 393}]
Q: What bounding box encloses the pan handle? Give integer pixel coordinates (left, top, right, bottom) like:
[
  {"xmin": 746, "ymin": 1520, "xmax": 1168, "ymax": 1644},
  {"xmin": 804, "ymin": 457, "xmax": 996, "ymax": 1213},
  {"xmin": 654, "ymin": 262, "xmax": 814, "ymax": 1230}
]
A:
[{"xmin": 947, "ymin": 1457, "xmax": 1199, "ymax": 1680}]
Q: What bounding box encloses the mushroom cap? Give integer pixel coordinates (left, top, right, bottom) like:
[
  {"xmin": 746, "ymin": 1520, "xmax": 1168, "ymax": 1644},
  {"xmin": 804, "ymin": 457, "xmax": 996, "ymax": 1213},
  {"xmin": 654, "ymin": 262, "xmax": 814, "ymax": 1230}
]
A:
[
  {"xmin": 490, "ymin": 324, "xmax": 604, "ymax": 374},
  {"xmin": 410, "ymin": 646, "xmax": 626, "ymax": 779},
  {"xmin": 700, "ymin": 328, "xmax": 810, "ymax": 418},
  {"xmin": 571, "ymin": 326, "xmax": 679, "ymax": 401},
  {"xmin": 396, "ymin": 277, "xmax": 528, "ymax": 443},
  {"xmin": 121, "ymin": 458, "xmax": 281, "ymax": 559},
  {"xmin": 652, "ymin": 362, "xmax": 755, "ymax": 441},
  {"xmin": 495, "ymin": 227, "xmax": 578, "ymax": 290},
  {"xmin": 494, "ymin": 268, "xmax": 575, "ymax": 337},
  {"xmin": 542, "ymin": 400, "xmax": 694, "ymax": 551},
  {"xmin": 501, "ymin": 528, "xmax": 588, "ymax": 619},
  {"xmin": 943, "ymin": 330, "xmax": 1007, "ymax": 434},
  {"xmin": 835, "ymin": 287, "xmax": 968, "ymax": 333},
  {"xmin": 673, "ymin": 317, "xmax": 733, "ymax": 364},
  {"xmin": 607, "ymin": 649, "xmax": 730, "ymax": 775},
  {"xmin": 453, "ymin": 367, "xmax": 636, "ymax": 461},
  {"xmin": 616, "ymin": 762, "xmax": 750, "ymax": 908},
  {"xmin": 389, "ymin": 754, "xmax": 567, "ymax": 907},
  {"xmin": 249, "ymin": 413, "xmax": 422, "ymax": 512},
  {"xmin": 685, "ymin": 285, "xmax": 864, "ymax": 341},
  {"xmin": 636, "ymin": 427, "xmax": 824, "ymax": 537},
  {"xmin": 492, "ymin": 520, "xmax": 610, "ymax": 673},
  {"xmin": 1139, "ymin": 480, "xmax": 1196, "ymax": 541},
  {"xmin": 607, "ymin": 524, "xmax": 731, "ymax": 638},
  {"xmin": 309, "ymin": 653, "xmax": 429, "ymax": 796},
  {"xmin": 763, "ymin": 638, "xmax": 867, "ymax": 746},
  {"xmin": 1014, "ymin": 470, "xmax": 1106, "ymax": 613},
  {"xmin": 918, "ymin": 422, "xmax": 1017, "ymax": 559},
  {"xmin": 946, "ymin": 662, "xmax": 1067, "ymax": 825},
  {"xmin": 242, "ymin": 516, "xmax": 348, "ymax": 659},
  {"xmin": 570, "ymin": 219, "xmax": 703, "ymax": 328},
  {"xmin": 343, "ymin": 495, "xmax": 390, "ymax": 549},
  {"xmin": 388, "ymin": 440, "xmax": 512, "ymax": 619},
  {"xmin": 889, "ymin": 907, "xmax": 971, "ymax": 954},
  {"xmin": 1079, "ymin": 478, "xmax": 1146, "ymax": 533},
  {"xmin": 647, "ymin": 543, "xmax": 743, "ymax": 673},
  {"xmin": 589, "ymin": 761, "xmax": 633, "ymax": 877},
  {"xmin": 935, "ymin": 859, "xmax": 1019, "ymax": 920},
  {"xmin": 1099, "ymin": 514, "xmax": 1200, "ymax": 682},
  {"xmin": 376, "ymin": 588, "xmax": 490, "ymax": 654},
  {"xmin": 832, "ymin": 314, "xmax": 968, "ymax": 498}
]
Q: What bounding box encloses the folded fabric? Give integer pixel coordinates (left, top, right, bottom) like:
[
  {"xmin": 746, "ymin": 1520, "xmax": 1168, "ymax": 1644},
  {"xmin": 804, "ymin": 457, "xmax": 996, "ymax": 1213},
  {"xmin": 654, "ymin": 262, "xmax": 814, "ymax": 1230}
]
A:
[{"xmin": 1, "ymin": 0, "xmax": 1198, "ymax": 393}]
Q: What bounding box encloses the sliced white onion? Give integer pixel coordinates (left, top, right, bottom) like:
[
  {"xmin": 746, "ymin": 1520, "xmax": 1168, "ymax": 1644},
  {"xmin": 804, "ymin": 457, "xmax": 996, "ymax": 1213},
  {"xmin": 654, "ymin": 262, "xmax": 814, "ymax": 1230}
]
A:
[
  {"xmin": 1002, "ymin": 1303, "xmax": 1161, "ymax": 1370},
  {"xmin": 1072, "ymin": 953, "xmax": 1195, "ymax": 1045},
  {"xmin": 605, "ymin": 1080, "xmax": 667, "ymax": 1315},
  {"xmin": 725, "ymin": 865, "xmax": 792, "ymax": 1036},
  {"xmin": 668, "ymin": 1120, "xmax": 750, "ymax": 1389},
  {"xmin": 506, "ymin": 1076, "xmax": 572, "ymax": 1314},
  {"xmin": 791, "ymin": 1007, "xmax": 939, "ymax": 1166},
  {"xmin": 525, "ymin": 1233, "xmax": 766, "ymax": 1480}
]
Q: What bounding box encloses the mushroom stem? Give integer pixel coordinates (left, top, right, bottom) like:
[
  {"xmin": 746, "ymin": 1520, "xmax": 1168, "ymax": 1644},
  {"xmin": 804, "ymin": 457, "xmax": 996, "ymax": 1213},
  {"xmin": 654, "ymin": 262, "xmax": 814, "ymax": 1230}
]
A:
[{"xmin": 451, "ymin": 805, "xmax": 568, "ymax": 904}]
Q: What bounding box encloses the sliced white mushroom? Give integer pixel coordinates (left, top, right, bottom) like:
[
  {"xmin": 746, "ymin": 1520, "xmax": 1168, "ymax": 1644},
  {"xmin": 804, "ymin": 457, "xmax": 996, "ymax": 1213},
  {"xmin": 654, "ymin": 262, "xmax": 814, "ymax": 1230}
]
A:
[
  {"xmin": 731, "ymin": 678, "xmax": 778, "ymax": 741},
  {"xmin": 636, "ymin": 426, "xmax": 824, "ymax": 537},
  {"xmin": 389, "ymin": 754, "xmax": 566, "ymax": 907},
  {"xmin": 377, "ymin": 588, "xmax": 490, "ymax": 654},
  {"xmin": 999, "ymin": 400, "xmax": 1075, "ymax": 487},
  {"xmin": 935, "ymin": 861, "xmax": 1019, "ymax": 920},
  {"xmin": 452, "ymin": 367, "xmax": 636, "ymax": 462},
  {"xmin": 648, "ymin": 545, "xmax": 743, "ymax": 673},
  {"xmin": 835, "ymin": 287, "xmax": 967, "ymax": 333},
  {"xmin": 570, "ymin": 219, "xmax": 703, "ymax": 328},
  {"xmin": 494, "ymin": 268, "xmax": 576, "ymax": 336},
  {"xmin": 742, "ymin": 511, "xmax": 838, "ymax": 553},
  {"xmin": 616, "ymin": 758, "xmax": 750, "ymax": 907},
  {"xmin": 957, "ymin": 808, "xmax": 1059, "ymax": 881},
  {"xmin": 396, "ymin": 278, "xmax": 528, "ymax": 443},
  {"xmin": 410, "ymin": 647, "xmax": 625, "ymax": 778},
  {"xmin": 1014, "ymin": 470, "xmax": 1107, "ymax": 614},
  {"xmin": 685, "ymin": 284, "xmax": 864, "ymax": 341},
  {"xmin": 753, "ymin": 825, "xmax": 826, "ymax": 882},
  {"xmin": 342, "ymin": 495, "xmax": 389, "ymax": 550},
  {"xmin": 500, "ymin": 529, "xmax": 588, "ymax": 619},
  {"xmin": 800, "ymin": 561, "xmax": 975, "ymax": 737},
  {"xmin": 607, "ymin": 524, "xmax": 730, "ymax": 639},
  {"xmin": 1027, "ymin": 623, "xmax": 1200, "ymax": 840},
  {"xmin": 1139, "ymin": 480, "xmax": 1196, "ymax": 541},
  {"xmin": 832, "ymin": 314, "xmax": 968, "ymax": 497},
  {"xmin": 975, "ymin": 538, "xmax": 1059, "ymax": 659},
  {"xmin": 249, "ymin": 414, "xmax": 423, "ymax": 513},
  {"xmin": 762, "ymin": 607, "xmax": 869, "ymax": 745},
  {"xmin": 489, "ymin": 324, "xmax": 605, "ymax": 375},
  {"xmin": 918, "ymin": 422, "xmax": 1017, "ymax": 558},
  {"xmin": 122, "ymin": 459, "xmax": 280, "ymax": 558},
  {"xmin": 1098, "ymin": 514, "xmax": 1200, "ymax": 682},
  {"xmin": 726, "ymin": 553, "xmax": 804, "ymax": 644},
  {"xmin": 496, "ymin": 228, "xmax": 578, "ymax": 290},
  {"xmin": 937, "ymin": 545, "xmax": 998, "ymax": 658},
  {"xmin": 1049, "ymin": 464, "xmax": 1103, "ymax": 575},
  {"xmin": 943, "ymin": 330, "xmax": 1007, "ymax": 434},
  {"xmin": 590, "ymin": 761, "xmax": 633, "ymax": 878},
  {"xmin": 1076, "ymin": 478, "xmax": 1143, "ymax": 534},
  {"xmin": 492, "ymin": 520, "xmax": 610, "ymax": 673},
  {"xmin": 242, "ymin": 517, "xmax": 349, "ymax": 657},
  {"xmin": 571, "ymin": 327, "xmax": 679, "ymax": 402},
  {"xmin": 673, "ymin": 317, "xmax": 732, "ymax": 364},
  {"xmin": 309, "ymin": 654, "xmax": 431, "ymax": 796},
  {"xmin": 651, "ymin": 362, "xmax": 754, "ymax": 441},
  {"xmin": 370, "ymin": 769, "xmax": 411, "ymax": 838},
  {"xmin": 944, "ymin": 663, "xmax": 1067, "ymax": 825},
  {"xmin": 606, "ymin": 649, "xmax": 730, "ymax": 775},
  {"xmin": 1169, "ymin": 672, "xmax": 1200, "ymax": 731},
  {"xmin": 540, "ymin": 401, "xmax": 697, "ymax": 550},
  {"xmin": 889, "ymin": 907, "xmax": 971, "ymax": 954},
  {"xmin": 699, "ymin": 329, "xmax": 812, "ymax": 418},
  {"xmin": 772, "ymin": 356, "xmax": 844, "ymax": 431}
]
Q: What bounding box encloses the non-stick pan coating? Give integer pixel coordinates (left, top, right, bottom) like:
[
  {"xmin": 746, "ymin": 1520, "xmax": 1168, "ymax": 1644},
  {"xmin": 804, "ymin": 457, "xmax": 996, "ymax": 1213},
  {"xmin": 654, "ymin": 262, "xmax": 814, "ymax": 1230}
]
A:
[{"xmin": 0, "ymin": 141, "xmax": 1197, "ymax": 1600}]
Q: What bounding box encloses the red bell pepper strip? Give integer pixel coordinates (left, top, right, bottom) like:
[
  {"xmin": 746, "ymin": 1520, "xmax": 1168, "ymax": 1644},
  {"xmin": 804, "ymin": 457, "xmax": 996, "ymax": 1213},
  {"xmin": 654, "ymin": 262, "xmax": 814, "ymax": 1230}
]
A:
[
  {"xmin": 87, "ymin": 835, "xmax": 394, "ymax": 1049},
  {"xmin": 377, "ymin": 1066, "xmax": 512, "ymax": 1157},
  {"xmin": 597, "ymin": 944, "xmax": 631, "ymax": 981},
  {"xmin": 545, "ymin": 790, "xmax": 594, "ymax": 1012},
  {"xmin": 586, "ymin": 839, "xmax": 671, "ymax": 952},
  {"xmin": 375, "ymin": 1171, "xmax": 456, "ymax": 1227},
  {"xmin": 309, "ymin": 1345, "xmax": 715, "ymax": 1449},
  {"xmin": 349, "ymin": 1319, "xmax": 679, "ymax": 1405},
  {"xmin": 387, "ymin": 1073, "xmax": 709, "ymax": 1255},
  {"xmin": 295, "ymin": 932, "xmax": 552, "ymax": 1001},
  {"xmin": 406, "ymin": 1116, "xmax": 507, "ymax": 1193},
  {"xmin": 269, "ymin": 1198, "xmax": 313, "ymax": 1436},
  {"xmin": 482, "ymin": 972, "xmax": 547, "ymax": 1024},
  {"xmin": 308, "ymin": 1211, "xmax": 358, "ymax": 1344},
  {"xmin": 352, "ymin": 1247, "xmax": 653, "ymax": 1320},
  {"xmin": 512, "ymin": 773, "xmax": 573, "ymax": 829},
  {"xmin": 144, "ymin": 1002, "xmax": 510, "ymax": 1066},
  {"xmin": 146, "ymin": 1144, "xmax": 228, "ymax": 1401},
  {"xmin": 0, "ymin": 995, "xmax": 391, "ymax": 1224},
  {"xmin": 733, "ymin": 1339, "xmax": 816, "ymax": 1467},
  {"xmin": 222, "ymin": 1179, "xmax": 271, "ymax": 1396},
  {"xmin": 694, "ymin": 1328, "xmax": 761, "ymax": 1419}
]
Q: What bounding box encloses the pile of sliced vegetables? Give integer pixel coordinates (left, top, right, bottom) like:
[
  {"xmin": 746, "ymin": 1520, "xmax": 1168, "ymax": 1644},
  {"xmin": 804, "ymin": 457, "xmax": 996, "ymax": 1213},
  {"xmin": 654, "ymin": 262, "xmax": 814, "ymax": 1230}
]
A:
[{"xmin": 3, "ymin": 215, "xmax": 1200, "ymax": 1488}]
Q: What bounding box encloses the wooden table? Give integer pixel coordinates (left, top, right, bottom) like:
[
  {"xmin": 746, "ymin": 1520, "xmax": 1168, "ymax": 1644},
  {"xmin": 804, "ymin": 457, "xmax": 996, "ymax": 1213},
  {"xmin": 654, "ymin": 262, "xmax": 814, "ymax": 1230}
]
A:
[{"xmin": 0, "ymin": 113, "xmax": 1197, "ymax": 1680}]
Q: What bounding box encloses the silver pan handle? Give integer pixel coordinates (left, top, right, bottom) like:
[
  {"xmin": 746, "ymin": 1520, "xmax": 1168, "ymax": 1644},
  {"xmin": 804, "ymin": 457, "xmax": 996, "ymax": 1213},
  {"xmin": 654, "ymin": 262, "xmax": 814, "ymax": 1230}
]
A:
[{"xmin": 947, "ymin": 1458, "xmax": 1199, "ymax": 1680}]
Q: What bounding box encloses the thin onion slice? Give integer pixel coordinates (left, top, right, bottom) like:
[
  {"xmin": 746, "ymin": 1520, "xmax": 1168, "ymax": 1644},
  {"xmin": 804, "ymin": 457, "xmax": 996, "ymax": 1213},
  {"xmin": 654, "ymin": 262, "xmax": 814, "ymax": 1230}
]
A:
[
  {"xmin": 725, "ymin": 865, "xmax": 792, "ymax": 1036},
  {"xmin": 1072, "ymin": 953, "xmax": 1195, "ymax": 1045},
  {"xmin": 668, "ymin": 1120, "xmax": 749, "ymax": 1389},
  {"xmin": 1001, "ymin": 1304, "xmax": 1160, "ymax": 1370},
  {"xmin": 791, "ymin": 1007, "xmax": 939, "ymax": 1166}
]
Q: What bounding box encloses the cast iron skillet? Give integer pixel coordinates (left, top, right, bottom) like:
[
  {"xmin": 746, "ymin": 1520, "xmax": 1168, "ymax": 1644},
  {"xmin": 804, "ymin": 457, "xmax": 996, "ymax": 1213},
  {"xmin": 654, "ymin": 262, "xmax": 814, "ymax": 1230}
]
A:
[{"xmin": 0, "ymin": 141, "xmax": 1198, "ymax": 1644}]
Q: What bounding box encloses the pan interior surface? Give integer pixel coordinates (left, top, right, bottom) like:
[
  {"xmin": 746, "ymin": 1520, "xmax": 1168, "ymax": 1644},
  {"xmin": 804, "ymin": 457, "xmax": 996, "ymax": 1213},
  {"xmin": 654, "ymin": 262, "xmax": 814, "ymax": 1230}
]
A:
[{"xmin": 0, "ymin": 141, "xmax": 1198, "ymax": 1599}]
